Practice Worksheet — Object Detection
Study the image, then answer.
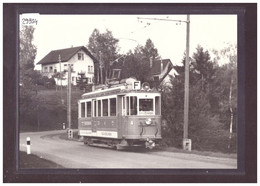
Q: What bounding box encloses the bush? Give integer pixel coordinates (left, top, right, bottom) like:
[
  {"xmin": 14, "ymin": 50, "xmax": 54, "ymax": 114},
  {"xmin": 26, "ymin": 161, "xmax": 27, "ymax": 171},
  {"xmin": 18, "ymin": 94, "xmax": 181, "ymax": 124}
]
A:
[{"xmin": 20, "ymin": 89, "xmax": 82, "ymax": 132}]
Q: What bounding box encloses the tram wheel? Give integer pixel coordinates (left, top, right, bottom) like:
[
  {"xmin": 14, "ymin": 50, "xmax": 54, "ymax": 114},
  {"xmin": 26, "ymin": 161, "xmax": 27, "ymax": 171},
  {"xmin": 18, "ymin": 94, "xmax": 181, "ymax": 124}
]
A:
[{"xmin": 83, "ymin": 137, "xmax": 91, "ymax": 145}]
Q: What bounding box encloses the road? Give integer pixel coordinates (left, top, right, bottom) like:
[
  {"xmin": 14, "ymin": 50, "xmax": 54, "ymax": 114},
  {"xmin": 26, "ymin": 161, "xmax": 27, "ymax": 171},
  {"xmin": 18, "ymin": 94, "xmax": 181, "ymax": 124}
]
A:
[{"xmin": 20, "ymin": 130, "xmax": 237, "ymax": 169}]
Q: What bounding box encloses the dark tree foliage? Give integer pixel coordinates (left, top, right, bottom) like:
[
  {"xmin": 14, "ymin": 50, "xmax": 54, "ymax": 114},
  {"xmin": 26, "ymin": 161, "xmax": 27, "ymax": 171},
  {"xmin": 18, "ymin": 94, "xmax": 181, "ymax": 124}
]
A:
[
  {"xmin": 191, "ymin": 45, "xmax": 215, "ymax": 82},
  {"xmin": 211, "ymin": 44, "xmax": 237, "ymax": 130},
  {"xmin": 19, "ymin": 26, "xmax": 39, "ymax": 126},
  {"xmin": 112, "ymin": 38, "xmax": 160, "ymax": 84},
  {"xmin": 161, "ymin": 45, "xmax": 237, "ymax": 153},
  {"xmin": 140, "ymin": 38, "xmax": 159, "ymax": 61},
  {"xmin": 76, "ymin": 72, "xmax": 92, "ymax": 92},
  {"xmin": 119, "ymin": 49, "xmax": 151, "ymax": 83},
  {"xmin": 161, "ymin": 75, "xmax": 184, "ymax": 147},
  {"xmin": 76, "ymin": 72, "xmax": 88, "ymax": 90}
]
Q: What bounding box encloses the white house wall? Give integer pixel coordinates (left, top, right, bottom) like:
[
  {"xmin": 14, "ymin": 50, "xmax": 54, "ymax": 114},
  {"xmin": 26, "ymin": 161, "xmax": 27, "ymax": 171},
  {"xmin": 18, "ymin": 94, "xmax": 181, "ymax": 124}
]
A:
[
  {"xmin": 42, "ymin": 49, "xmax": 94, "ymax": 86},
  {"xmin": 162, "ymin": 68, "xmax": 177, "ymax": 87}
]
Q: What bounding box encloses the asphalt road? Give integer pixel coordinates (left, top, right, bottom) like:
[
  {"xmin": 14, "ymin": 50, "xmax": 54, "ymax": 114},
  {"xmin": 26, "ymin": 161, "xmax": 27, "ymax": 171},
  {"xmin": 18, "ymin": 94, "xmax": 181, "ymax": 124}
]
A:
[{"xmin": 20, "ymin": 130, "xmax": 237, "ymax": 169}]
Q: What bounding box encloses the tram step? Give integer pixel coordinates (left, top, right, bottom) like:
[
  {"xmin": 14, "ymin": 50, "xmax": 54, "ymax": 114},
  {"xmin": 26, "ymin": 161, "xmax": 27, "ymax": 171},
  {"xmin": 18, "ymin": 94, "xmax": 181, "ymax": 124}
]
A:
[{"xmin": 88, "ymin": 143, "xmax": 114, "ymax": 149}]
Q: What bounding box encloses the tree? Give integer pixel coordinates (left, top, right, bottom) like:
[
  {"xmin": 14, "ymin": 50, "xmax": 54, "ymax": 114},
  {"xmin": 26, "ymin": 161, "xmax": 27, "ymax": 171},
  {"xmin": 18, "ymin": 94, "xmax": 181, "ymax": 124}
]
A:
[
  {"xmin": 159, "ymin": 43, "xmax": 238, "ymax": 152},
  {"xmin": 52, "ymin": 71, "xmax": 66, "ymax": 90},
  {"xmin": 115, "ymin": 39, "xmax": 160, "ymax": 83},
  {"xmin": 212, "ymin": 44, "xmax": 237, "ymax": 148},
  {"xmin": 19, "ymin": 25, "xmax": 39, "ymax": 127},
  {"xmin": 140, "ymin": 39, "xmax": 159, "ymax": 61},
  {"xmin": 160, "ymin": 74, "xmax": 185, "ymax": 146},
  {"xmin": 76, "ymin": 72, "xmax": 92, "ymax": 92},
  {"xmin": 119, "ymin": 49, "xmax": 151, "ymax": 83},
  {"xmin": 161, "ymin": 46, "xmax": 216, "ymax": 148},
  {"xmin": 191, "ymin": 45, "xmax": 216, "ymax": 92},
  {"xmin": 87, "ymin": 29, "xmax": 119, "ymax": 84}
]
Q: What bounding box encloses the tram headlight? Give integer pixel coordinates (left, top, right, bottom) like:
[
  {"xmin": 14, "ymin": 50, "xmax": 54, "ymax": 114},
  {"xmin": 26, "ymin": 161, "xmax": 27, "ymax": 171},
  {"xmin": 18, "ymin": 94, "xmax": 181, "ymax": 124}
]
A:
[{"xmin": 145, "ymin": 118, "xmax": 152, "ymax": 125}]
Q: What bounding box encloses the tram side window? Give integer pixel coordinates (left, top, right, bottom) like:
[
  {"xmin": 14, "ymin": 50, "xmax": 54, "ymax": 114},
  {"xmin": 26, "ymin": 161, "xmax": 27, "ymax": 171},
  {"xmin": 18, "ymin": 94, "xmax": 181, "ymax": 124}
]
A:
[
  {"xmin": 98, "ymin": 100, "xmax": 101, "ymax": 117},
  {"xmin": 81, "ymin": 102, "xmax": 85, "ymax": 118},
  {"xmin": 87, "ymin": 101, "xmax": 91, "ymax": 117},
  {"xmin": 93, "ymin": 100, "xmax": 97, "ymax": 117},
  {"xmin": 102, "ymin": 99, "xmax": 108, "ymax": 116},
  {"xmin": 110, "ymin": 98, "xmax": 116, "ymax": 116},
  {"xmin": 155, "ymin": 96, "xmax": 161, "ymax": 115},
  {"xmin": 130, "ymin": 96, "xmax": 137, "ymax": 115}
]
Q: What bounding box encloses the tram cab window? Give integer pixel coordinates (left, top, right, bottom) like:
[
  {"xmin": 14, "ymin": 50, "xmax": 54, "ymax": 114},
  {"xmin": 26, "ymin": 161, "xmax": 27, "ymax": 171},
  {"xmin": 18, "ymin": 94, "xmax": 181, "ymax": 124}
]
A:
[
  {"xmin": 87, "ymin": 101, "xmax": 91, "ymax": 117},
  {"xmin": 110, "ymin": 98, "xmax": 116, "ymax": 116},
  {"xmin": 81, "ymin": 102, "xmax": 85, "ymax": 118},
  {"xmin": 155, "ymin": 96, "xmax": 161, "ymax": 115},
  {"xmin": 102, "ymin": 99, "xmax": 108, "ymax": 116},
  {"xmin": 139, "ymin": 99, "xmax": 154, "ymax": 115}
]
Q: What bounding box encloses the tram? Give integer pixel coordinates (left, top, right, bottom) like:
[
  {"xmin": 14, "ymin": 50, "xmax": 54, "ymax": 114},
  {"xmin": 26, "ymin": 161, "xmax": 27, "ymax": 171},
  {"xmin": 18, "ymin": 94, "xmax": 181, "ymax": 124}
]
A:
[{"xmin": 78, "ymin": 78, "xmax": 162, "ymax": 149}]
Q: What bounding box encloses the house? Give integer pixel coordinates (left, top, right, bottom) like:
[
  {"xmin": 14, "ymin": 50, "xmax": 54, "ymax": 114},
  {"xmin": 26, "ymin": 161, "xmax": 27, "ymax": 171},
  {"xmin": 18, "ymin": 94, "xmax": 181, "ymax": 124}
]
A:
[
  {"xmin": 106, "ymin": 58, "xmax": 175, "ymax": 88},
  {"xmin": 149, "ymin": 58, "xmax": 175, "ymax": 85},
  {"xmin": 37, "ymin": 46, "xmax": 98, "ymax": 86}
]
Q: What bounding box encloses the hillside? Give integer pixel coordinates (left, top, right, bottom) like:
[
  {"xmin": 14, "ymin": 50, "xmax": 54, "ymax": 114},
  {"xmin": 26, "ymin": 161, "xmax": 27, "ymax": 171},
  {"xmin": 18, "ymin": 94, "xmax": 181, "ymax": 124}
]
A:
[{"xmin": 20, "ymin": 88, "xmax": 83, "ymax": 132}]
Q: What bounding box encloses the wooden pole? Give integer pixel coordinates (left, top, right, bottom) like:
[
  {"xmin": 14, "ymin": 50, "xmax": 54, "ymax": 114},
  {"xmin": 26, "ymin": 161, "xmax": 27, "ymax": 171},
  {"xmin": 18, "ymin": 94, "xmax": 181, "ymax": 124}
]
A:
[
  {"xmin": 67, "ymin": 64, "xmax": 72, "ymax": 129},
  {"xmin": 183, "ymin": 15, "xmax": 190, "ymax": 145},
  {"xmin": 59, "ymin": 54, "xmax": 62, "ymax": 90}
]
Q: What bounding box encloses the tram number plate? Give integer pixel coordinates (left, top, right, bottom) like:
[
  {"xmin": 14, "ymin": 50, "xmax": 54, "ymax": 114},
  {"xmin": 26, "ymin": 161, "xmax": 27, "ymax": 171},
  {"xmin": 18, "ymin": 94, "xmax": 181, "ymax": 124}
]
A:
[{"xmin": 81, "ymin": 121, "xmax": 91, "ymax": 126}]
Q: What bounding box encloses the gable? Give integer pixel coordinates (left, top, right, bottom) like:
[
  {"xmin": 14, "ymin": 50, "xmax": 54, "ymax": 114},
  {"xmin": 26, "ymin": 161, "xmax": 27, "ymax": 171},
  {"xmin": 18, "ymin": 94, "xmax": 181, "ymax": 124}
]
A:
[
  {"xmin": 150, "ymin": 59, "xmax": 173, "ymax": 75},
  {"xmin": 37, "ymin": 46, "xmax": 98, "ymax": 65}
]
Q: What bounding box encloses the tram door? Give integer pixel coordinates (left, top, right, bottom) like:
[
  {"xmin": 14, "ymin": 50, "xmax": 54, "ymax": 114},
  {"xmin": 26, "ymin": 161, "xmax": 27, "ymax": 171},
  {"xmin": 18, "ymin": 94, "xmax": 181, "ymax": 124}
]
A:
[
  {"xmin": 92, "ymin": 99, "xmax": 98, "ymax": 133},
  {"xmin": 121, "ymin": 96, "xmax": 128, "ymax": 135}
]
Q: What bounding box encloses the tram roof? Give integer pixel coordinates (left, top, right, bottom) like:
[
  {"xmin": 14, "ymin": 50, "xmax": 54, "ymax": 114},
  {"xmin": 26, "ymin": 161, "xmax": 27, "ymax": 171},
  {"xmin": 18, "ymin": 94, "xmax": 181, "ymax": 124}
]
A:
[{"xmin": 81, "ymin": 86, "xmax": 160, "ymax": 99}]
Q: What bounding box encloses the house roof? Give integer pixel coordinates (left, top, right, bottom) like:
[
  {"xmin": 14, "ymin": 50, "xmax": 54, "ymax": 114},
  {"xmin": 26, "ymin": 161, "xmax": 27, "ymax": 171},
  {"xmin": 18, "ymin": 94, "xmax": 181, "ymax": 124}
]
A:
[
  {"xmin": 150, "ymin": 59, "xmax": 173, "ymax": 75},
  {"xmin": 37, "ymin": 46, "xmax": 98, "ymax": 65}
]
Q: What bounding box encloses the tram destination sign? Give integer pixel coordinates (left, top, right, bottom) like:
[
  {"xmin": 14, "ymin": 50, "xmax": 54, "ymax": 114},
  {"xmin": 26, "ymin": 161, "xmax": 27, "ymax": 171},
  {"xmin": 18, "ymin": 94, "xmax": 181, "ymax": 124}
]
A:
[{"xmin": 133, "ymin": 81, "xmax": 141, "ymax": 90}]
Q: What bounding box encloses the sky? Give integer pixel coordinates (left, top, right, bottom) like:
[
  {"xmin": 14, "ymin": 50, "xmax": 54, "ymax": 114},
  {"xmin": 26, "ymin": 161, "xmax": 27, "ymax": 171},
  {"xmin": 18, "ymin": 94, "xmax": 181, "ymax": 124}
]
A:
[{"xmin": 20, "ymin": 14, "xmax": 237, "ymax": 70}]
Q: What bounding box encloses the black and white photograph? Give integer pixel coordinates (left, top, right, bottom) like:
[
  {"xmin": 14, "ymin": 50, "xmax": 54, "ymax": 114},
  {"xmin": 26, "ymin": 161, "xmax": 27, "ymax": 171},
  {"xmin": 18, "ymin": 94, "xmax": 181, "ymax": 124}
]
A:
[
  {"xmin": 3, "ymin": 3, "xmax": 257, "ymax": 183},
  {"xmin": 19, "ymin": 13, "xmax": 238, "ymax": 168}
]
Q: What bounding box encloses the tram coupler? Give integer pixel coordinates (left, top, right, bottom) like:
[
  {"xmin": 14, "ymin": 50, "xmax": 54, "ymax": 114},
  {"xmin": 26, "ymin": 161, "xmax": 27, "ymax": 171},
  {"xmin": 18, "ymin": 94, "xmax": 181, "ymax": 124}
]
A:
[{"xmin": 145, "ymin": 138, "xmax": 155, "ymax": 149}]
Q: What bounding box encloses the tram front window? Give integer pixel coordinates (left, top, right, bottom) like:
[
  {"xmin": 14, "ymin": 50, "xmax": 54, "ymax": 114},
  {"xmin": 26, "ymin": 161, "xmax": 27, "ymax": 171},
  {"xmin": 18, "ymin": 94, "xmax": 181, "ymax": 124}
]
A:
[{"xmin": 139, "ymin": 99, "xmax": 154, "ymax": 115}]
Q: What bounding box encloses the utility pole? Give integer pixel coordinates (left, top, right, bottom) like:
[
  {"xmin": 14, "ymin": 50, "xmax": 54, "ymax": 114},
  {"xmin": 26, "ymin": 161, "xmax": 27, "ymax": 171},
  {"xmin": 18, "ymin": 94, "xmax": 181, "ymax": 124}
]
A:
[
  {"xmin": 138, "ymin": 15, "xmax": 191, "ymax": 151},
  {"xmin": 183, "ymin": 15, "xmax": 191, "ymax": 151},
  {"xmin": 67, "ymin": 64, "xmax": 72, "ymax": 131},
  {"xmin": 59, "ymin": 54, "xmax": 62, "ymax": 90},
  {"xmin": 59, "ymin": 54, "xmax": 64, "ymax": 104}
]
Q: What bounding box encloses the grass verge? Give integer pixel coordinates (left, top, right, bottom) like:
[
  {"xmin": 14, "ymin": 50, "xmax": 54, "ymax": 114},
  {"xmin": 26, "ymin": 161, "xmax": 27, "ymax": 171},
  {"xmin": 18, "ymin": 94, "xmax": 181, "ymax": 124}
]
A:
[
  {"xmin": 156, "ymin": 146, "xmax": 237, "ymax": 159},
  {"xmin": 19, "ymin": 151, "xmax": 64, "ymax": 168}
]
